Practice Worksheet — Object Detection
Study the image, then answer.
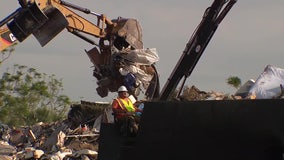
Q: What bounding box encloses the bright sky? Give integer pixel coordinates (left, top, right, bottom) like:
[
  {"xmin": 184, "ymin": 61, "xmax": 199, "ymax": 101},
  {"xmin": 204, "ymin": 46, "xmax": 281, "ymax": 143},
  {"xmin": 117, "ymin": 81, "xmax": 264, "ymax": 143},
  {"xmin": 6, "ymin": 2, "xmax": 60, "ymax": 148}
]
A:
[{"xmin": 1, "ymin": 1, "xmax": 284, "ymax": 102}]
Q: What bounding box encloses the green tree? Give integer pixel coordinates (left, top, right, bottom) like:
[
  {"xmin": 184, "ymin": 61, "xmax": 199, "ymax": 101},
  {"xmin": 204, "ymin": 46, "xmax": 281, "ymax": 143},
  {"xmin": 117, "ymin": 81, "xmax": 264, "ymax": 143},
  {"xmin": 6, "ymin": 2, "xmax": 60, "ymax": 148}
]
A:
[
  {"xmin": 0, "ymin": 43, "xmax": 17, "ymax": 65},
  {"xmin": 227, "ymin": 76, "xmax": 242, "ymax": 89},
  {"xmin": 0, "ymin": 64, "xmax": 71, "ymax": 127}
]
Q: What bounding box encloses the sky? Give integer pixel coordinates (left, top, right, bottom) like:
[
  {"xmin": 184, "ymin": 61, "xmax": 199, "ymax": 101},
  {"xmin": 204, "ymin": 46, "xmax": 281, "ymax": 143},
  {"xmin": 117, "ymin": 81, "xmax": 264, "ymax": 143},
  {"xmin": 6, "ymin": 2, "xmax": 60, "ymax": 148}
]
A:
[{"xmin": 0, "ymin": 0, "xmax": 284, "ymax": 102}]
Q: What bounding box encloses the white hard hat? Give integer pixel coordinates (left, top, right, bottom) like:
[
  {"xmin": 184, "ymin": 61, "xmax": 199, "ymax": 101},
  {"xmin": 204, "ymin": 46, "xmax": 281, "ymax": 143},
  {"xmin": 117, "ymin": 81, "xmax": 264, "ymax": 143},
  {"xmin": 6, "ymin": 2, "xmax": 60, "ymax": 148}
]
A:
[{"xmin": 118, "ymin": 86, "xmax": 128, "ymax": 92}]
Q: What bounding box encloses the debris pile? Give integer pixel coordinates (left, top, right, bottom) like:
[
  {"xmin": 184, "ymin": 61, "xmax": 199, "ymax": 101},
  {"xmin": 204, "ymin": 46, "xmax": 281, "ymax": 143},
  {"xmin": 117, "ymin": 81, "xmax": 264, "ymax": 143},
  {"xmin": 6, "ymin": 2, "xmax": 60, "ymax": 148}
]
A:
[
  {"xmin": 0, "ymin": 101, "xmax": 112, "ymax": 160},
  {"xmin": 2, "ymin": 65, "xmax": 284, "ymax": 159},
  {"xmin": 87, "ymin": 46, "xmax": 160, "ymax": 99},
  {"xmin": 180, "ymin": 85, "xmax": 243, "ymax": 101},
  {"xmin": 180, "ymin": 65, "xmax": 284, "ymax": 100}
]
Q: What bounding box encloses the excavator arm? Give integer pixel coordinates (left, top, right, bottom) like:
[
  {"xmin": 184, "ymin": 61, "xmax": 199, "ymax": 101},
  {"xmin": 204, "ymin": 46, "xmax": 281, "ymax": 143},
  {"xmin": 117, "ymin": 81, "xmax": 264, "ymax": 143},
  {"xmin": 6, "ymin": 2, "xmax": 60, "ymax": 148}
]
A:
[
  {"xmin": 159, "ymin": 0, "xmax": 237, "ymax": 100},
  {"xmin": 0, "ymin": 0, "xmax": 156, "ymax": 99},
  {"xmin": 0, "ymin": 0, "xmax": 142, "ymax": 49}
]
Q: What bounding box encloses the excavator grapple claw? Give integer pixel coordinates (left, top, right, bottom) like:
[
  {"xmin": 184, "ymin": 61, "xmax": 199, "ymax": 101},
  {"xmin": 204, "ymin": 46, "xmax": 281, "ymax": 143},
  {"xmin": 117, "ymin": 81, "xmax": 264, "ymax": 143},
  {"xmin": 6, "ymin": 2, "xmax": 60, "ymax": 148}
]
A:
[
  {"xmin": 7, "ymin": 3, "xmax": 48, "ymax": 42},
  {"xmin": 0, "ymin": 0, "xmax": 157, "ymax": 99},
  {"xmin": 7, "ymin": 2, "xmax": 68, "ymax": 46},
  {"xmin": 33, "ymin": 7, "xmax": 68, "ymax": 46}
]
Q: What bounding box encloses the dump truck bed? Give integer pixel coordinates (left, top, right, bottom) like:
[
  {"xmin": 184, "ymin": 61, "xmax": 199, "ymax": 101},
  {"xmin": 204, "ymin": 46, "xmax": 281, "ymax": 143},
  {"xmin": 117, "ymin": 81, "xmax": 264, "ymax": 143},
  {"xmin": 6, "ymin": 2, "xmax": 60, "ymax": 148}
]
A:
[{"xmin": 99, "ymin": 99, "xmax": 284, "ymax": 160}]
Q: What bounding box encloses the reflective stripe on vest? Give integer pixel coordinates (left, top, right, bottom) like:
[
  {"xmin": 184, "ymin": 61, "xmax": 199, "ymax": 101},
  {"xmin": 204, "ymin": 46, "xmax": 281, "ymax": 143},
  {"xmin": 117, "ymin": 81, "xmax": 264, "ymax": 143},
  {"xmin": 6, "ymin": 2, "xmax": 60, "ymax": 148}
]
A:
[{"xmin": 116, "ymin": 98, "xmax": 135, "ymax": 112}]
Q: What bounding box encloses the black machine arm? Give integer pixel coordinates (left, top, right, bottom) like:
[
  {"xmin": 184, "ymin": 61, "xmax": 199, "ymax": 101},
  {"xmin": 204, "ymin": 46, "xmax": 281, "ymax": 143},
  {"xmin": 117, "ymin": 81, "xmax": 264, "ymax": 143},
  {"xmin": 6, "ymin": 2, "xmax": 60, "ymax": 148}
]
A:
[{"xmin": 159, "ymin": 0, "xmax": 237, "ymax": 101}]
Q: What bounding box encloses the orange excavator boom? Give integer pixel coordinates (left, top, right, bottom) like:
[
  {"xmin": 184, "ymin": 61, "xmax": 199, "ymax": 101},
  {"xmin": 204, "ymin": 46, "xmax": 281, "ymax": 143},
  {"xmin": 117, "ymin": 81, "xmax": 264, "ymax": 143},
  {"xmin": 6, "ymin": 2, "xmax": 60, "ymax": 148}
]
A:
[{"xmin": 0, "ymin": 26, "xmax": 17, "ymax": 51}]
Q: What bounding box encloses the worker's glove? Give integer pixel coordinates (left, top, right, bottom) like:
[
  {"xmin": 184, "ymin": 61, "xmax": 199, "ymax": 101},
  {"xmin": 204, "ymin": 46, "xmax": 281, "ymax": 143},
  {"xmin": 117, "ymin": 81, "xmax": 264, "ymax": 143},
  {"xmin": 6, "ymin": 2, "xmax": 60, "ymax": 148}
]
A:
[
  {"xmin": 138, "ymin": 103, "xmax": 144, "ymax": 111},
  {"xmin": 135, "ymin": 112, "xmax": 142, "ymax": 117}
]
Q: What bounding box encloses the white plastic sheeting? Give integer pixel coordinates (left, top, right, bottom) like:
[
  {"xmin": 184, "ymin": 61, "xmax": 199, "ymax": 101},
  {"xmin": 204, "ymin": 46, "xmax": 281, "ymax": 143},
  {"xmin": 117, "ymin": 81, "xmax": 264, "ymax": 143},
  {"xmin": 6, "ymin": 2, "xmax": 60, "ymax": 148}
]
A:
[
  {"xmin": 119, "ymin": 48, "xmax": 159, "ymax": 65},
  {"xmin": 248, "ymin": 65, "xmax": 284, "ymax": 99},
  {"xmin": 118, "ymin": 48, "xmax": 159, "ymax": 89}
]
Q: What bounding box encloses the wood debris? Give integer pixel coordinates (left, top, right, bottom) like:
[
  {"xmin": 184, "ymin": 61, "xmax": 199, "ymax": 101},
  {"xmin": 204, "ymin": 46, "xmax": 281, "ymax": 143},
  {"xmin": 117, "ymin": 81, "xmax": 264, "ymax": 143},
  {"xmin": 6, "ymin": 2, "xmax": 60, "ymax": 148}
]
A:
[{"xmin": 0, "ymin": 101, "xmax": 110, "ymax": 160}]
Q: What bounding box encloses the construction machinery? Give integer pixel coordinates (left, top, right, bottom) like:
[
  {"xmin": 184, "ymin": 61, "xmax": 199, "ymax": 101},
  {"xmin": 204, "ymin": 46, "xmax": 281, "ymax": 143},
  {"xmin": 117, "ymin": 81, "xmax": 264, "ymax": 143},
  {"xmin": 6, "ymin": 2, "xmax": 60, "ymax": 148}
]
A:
[
  {"xmin": 0, "ymin": 26, "xmax": 17, "ymax": 51},
  {"xmin": 2, "ymin": 0, "xmax": 284, "ymax": 159},
  {"xmin": 0, "ymin": 0, "xmax": 158, "ymax": 99}
]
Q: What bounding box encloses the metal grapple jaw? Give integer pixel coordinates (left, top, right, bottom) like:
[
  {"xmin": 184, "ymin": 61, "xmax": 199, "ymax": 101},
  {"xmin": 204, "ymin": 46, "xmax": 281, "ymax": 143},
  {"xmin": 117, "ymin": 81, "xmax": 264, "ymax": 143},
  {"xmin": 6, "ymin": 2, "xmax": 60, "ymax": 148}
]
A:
[
  {"xmin": 7, "ymin": 2, "xmax": 68, "ymax": 46},
  {"xmin": 4, "ymin": 1, "xmax": 144, "ymax": 50}
]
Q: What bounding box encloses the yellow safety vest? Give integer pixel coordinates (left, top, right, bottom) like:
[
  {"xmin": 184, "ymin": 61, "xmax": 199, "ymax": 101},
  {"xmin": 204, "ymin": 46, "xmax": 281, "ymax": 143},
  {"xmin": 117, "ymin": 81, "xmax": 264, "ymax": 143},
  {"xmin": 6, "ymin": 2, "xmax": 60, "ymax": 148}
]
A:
[{"xmin": 116, "ymin": 98, "xmax": 135, "ymax": 112}]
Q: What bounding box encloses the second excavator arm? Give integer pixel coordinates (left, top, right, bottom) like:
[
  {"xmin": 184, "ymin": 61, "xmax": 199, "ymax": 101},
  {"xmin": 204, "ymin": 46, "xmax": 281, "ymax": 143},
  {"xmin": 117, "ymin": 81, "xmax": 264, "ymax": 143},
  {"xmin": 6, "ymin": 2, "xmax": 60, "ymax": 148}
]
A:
[{"xmin": 159, "ymin": 0, "xmax": 237, "ymax": 101}]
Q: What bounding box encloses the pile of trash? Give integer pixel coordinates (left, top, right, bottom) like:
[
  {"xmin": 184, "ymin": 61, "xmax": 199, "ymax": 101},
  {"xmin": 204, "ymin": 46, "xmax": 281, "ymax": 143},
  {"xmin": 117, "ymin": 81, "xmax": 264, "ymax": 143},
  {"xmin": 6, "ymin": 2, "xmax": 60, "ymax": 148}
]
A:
[
  {"xmin": 179, "ymin": 85, "xmax": 243, "ymax": 101},
  {"xmin": 180, "ymin": 65, "xmax": 284, "ymax": 101},
  {"xmin": 88, "ymin": 46, "xmax": 160, "ymax": 99},
  {"xmin": 0, "ymin": 101, "xmax": 113, "ymax": 160},
  {"xmin": 1, "ymin": 64, "xmax": 284, "ymax": 159}
]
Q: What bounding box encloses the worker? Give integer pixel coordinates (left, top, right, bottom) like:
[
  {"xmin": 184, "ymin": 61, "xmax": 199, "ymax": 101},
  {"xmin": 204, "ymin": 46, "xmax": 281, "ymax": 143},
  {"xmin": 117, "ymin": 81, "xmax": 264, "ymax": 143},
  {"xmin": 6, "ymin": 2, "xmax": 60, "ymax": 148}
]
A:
[{"xmin": 112, "ymin": 85, "xmax": 142, "ymax": 136}]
